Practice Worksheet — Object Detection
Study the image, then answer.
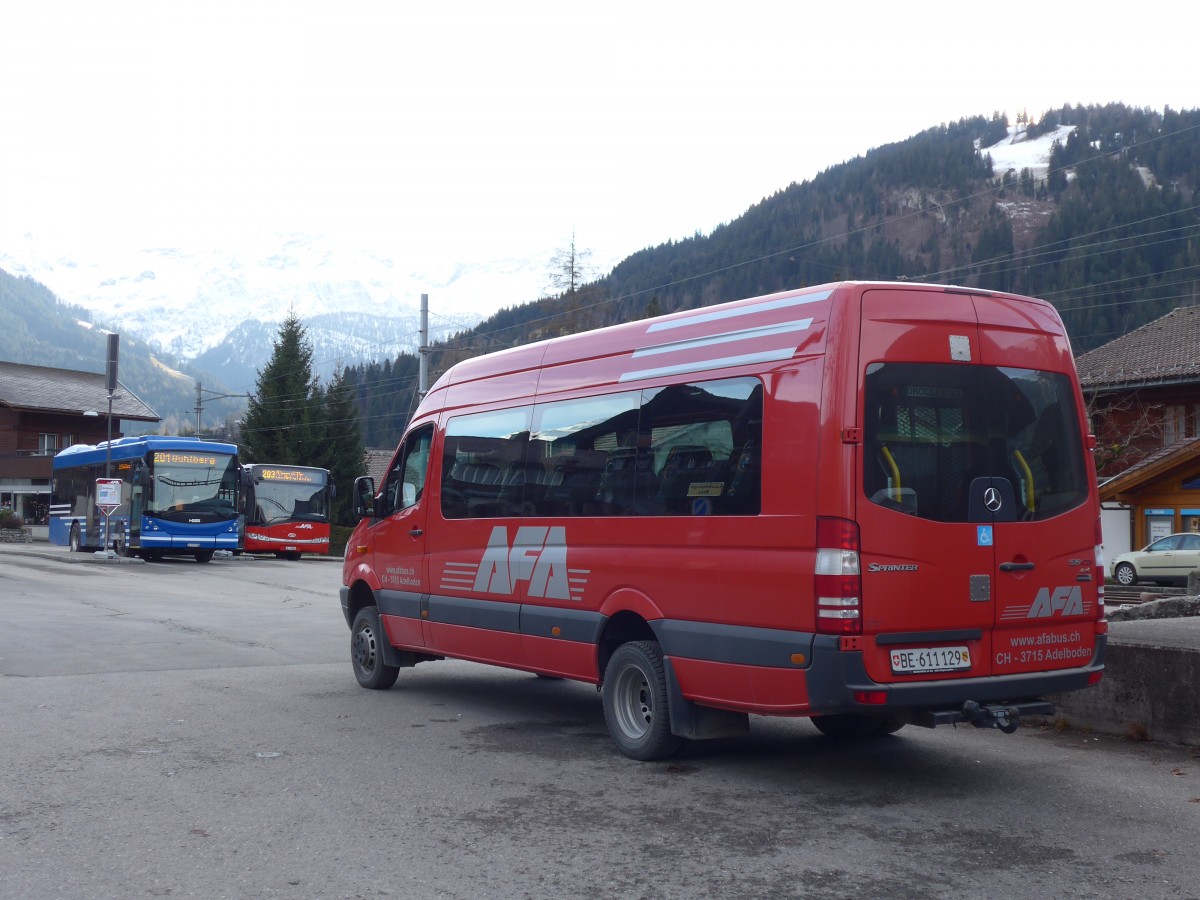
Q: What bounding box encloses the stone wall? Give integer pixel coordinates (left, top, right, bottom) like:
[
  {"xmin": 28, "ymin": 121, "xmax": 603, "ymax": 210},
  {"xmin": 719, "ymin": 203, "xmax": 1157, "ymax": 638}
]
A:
[{"xmin": 1049, "ymin": 642, "xmax": 1200, "ymax": 746}]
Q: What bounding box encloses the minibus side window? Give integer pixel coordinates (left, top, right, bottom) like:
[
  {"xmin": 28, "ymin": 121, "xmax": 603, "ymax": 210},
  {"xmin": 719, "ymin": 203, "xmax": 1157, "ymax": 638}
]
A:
[
  {"xmin": 639, "ymin": 379, "xmax": 763, "ymax": 516},
  {"xmin": 383, "ymin": 426, "xmax": 433, "ymax": 515},
  {"xmin": 531, "ymin": 377, "xmax": 762, "ymax": 518},
  {"xmin": 531, "ymin": 392, "xmax": 642, "ymax": 517},
  {"xmin": 441, "ymin": 408, "xmax": 533, "ymax": 519},
  {"xmin": 437, "ymin": 378, "xmax": 763, "ymax": 519}
]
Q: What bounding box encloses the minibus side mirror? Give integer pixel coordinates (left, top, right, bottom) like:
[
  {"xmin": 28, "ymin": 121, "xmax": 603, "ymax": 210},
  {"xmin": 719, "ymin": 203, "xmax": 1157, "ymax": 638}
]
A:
[{"xmin": 353, "ymin": 476, "xmax": 377, "ymax": 518}]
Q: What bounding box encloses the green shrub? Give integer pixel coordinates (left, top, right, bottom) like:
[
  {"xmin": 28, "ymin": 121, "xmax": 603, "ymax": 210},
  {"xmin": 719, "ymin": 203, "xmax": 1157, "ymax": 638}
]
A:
[
  {"xmin": 329, "ymin": 524, "xmax": 355, "ymax": 558},
  {"xmin": 0, "ymin": 510, "xmax": 25, "ymax": 529}
]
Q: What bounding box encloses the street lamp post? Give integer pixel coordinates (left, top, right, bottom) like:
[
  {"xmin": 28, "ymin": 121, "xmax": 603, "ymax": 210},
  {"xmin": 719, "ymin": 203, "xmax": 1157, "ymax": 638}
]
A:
[{"xmin": 105, "ymin": 389, "xmax": 113, "ymax": 478}]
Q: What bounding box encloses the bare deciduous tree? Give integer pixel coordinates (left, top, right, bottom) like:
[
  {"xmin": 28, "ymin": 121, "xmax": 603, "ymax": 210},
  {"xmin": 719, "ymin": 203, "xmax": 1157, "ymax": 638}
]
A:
[
  {"xmin": 546, "ymin": 232, "xmax": 595, "ymax": 298},
  {"xmin": 1086, "ymin": 393, "xmax": 1168, "ymax": 476}
]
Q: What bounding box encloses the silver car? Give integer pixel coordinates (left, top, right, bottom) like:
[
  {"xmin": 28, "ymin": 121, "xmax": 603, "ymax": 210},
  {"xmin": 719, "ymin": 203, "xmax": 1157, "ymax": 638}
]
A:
[{"xmin": 1110, "ymin": 532, "xmax": 1200, "ymax": 586}]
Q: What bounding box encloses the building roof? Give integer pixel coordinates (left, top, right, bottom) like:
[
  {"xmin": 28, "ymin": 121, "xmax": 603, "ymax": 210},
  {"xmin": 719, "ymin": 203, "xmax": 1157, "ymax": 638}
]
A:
[
  {"xmin": 362, "ymin": 448, "xmax": 393, "ymax": 482},
  {"xmin": 1099, "ymin": 437, "xmax": 1200, "ymax": 502},
  {"xmin": 1076, "ymin": 306, "xmax": 1200, "ymax": 391},
  {"xmin": 0, "ymin": 361, "xmax": 160, "ymax": 422}
]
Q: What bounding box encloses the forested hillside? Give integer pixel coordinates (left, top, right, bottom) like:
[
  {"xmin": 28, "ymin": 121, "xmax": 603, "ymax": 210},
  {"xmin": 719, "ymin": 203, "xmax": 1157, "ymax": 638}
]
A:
[{"xmin": 345, "ymin": 102, "xmax": 1200, "ymax": 449}]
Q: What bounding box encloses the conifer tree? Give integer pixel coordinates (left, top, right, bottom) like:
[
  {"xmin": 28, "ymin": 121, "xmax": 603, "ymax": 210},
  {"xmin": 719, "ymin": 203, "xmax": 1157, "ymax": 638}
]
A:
[
  {"xmin": 311, "ymin": 366, "xmax": 365, "ymax": 524},
  {"xmin": 241, "ymin": 311, "xmax": 317, "ymax": 465}
]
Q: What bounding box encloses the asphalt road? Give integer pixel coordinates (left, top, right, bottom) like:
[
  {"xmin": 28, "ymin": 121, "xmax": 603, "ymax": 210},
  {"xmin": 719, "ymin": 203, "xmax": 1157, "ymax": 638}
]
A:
[{"xmin": 2, "ymin": 545, "xmax": 1198, "ymax": 899}]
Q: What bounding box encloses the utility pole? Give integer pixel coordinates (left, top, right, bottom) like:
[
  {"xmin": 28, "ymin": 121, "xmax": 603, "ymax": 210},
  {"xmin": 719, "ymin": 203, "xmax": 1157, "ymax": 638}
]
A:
[
  {"xmin": 194, "ymin": 383, "xmax": 251, "ymax": 437},
  {"xmin": 419, "ymin": 292, "xmax": 429, "ymax": 399}
]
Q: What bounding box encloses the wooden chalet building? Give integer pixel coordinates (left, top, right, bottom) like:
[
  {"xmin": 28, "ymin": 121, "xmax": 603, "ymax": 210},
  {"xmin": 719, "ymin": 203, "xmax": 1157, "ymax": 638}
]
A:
[
  {"xmin": 0, "ymin": 361, "xmax": 159, "ymax": 527},
  {"xmin": 1076, "ymin": 305, "xmax": 1200, "ymax": 552}
]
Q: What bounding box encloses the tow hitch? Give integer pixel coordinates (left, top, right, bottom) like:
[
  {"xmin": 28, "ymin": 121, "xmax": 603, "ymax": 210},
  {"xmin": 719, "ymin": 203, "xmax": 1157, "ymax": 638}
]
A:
[
  {"xmin": 962, "ymin": 700, "xmax": 1021, "ymax": 733},
  {"xmin": 912, "ymin": 699, "xmax": 1055, "ymax": 731}
]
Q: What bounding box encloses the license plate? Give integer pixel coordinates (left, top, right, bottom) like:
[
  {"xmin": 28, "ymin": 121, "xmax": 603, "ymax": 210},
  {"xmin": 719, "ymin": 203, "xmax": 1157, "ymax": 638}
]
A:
[{"xmin": 889, "ymin": 645, "xmax": 971, "ymax": 675}]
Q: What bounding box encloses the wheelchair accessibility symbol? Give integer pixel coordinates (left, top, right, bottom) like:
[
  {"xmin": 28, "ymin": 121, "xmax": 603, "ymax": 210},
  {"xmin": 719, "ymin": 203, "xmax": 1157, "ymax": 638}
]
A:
[{"xmin": 977, "ymin": 525, "xmax": 994, "ymax": 547}]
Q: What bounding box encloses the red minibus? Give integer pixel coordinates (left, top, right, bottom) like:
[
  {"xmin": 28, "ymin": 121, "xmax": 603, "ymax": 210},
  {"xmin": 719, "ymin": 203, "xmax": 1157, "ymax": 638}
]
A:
[{"xmin": 341, "ymin": 281, "xmax": 1106, "ymax": 759}]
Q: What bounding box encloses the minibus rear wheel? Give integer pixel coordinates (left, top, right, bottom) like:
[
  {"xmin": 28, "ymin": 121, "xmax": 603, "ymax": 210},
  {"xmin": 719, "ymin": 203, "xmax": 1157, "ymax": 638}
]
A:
[
  {"xmin": 351, "ymin": 606, "xmax": 400, "ymax": 690},
  {"xmin": 602, "ymin": 641, "xmax": 683, "ymax": 761}
]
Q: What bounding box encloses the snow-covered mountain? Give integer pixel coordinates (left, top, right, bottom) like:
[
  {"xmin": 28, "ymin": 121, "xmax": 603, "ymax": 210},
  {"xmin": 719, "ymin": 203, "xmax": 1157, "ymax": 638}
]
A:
[{"xmin": 0, "ymin": 231, "xmax": 554, "ymax": 389}]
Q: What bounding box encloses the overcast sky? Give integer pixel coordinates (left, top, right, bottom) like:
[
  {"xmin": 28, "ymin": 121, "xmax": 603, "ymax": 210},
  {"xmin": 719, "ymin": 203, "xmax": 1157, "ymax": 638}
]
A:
[{"xmin": 2, "ymin": 1, "xmax": 1196, "ymax": 272}]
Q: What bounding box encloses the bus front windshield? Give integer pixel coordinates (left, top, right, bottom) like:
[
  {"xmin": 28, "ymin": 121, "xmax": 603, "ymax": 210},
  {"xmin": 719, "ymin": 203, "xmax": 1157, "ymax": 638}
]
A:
[
  {"xmin": 147, "ymin": 450, "xmax": 239, "ymax": 518},
  {"xmin": 252, "ymin": 477, "xmax": 329, "ymax": 525}
]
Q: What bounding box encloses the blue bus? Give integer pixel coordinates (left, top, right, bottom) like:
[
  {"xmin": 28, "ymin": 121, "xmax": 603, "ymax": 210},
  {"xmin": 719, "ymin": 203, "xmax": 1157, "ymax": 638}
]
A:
[{"xmin": 50, "ymin": 436, "xmax": 240, "ymax": 562}]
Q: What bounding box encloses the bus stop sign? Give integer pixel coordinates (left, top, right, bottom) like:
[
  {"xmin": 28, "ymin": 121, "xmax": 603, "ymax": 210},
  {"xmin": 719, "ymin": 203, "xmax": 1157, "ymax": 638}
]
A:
[{"xmin": 96, "ymin": 478, "xmax": 122, "ymax": 514}]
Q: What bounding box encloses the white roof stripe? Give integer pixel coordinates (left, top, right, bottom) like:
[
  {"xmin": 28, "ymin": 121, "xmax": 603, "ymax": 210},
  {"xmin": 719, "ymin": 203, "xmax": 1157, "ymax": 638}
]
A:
[
  {"xmin": 646, "ymin": 290, "xmax": 832, "ymax": 333},
  {"xmin": 618, "ymin": 347, "xmax": 797, "ymax": 383},
  {"xmin": 632, "ymin": 317, "xmax": 813, "ymax": 359}
]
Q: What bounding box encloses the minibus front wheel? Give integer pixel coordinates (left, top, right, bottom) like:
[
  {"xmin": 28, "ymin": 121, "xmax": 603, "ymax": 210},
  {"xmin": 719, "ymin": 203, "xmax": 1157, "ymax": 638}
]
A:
[
  {"xmin": 351, "ymin": 606, "xmax": 400, "ymax": 691},
  {"xmin": 602, "ymin": 641, "xmax": 683, "ymax": 761}
]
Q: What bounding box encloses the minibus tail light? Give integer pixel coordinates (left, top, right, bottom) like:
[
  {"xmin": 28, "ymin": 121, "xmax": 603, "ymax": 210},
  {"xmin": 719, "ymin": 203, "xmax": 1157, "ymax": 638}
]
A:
[
  {"xmin": 816, "ymin": 517, "xmax": 861, "ymax": 635},
  {"xmin": 1095, "ymin": 519, "xmax": 1106, "ymax": 620}
]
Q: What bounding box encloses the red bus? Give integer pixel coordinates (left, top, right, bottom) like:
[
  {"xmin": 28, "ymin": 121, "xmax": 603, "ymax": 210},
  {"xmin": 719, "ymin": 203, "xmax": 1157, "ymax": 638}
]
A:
[
  {"xmin": 240, "ymin": 464, "xmax": 332, "ymax": 559},
  {"xmin": 341, "ymin": 281, "xmax": 1107, "ymax": 759}
]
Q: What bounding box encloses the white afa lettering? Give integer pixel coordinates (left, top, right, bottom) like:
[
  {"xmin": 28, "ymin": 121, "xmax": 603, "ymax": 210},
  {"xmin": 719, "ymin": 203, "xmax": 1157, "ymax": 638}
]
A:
[
  {"xmin": 472, "ymin": 526, "xmax": 572, "ymax": 600},
  {"xmin": 1027, "ymin": 586, "xmax": 1084, "ymax": 618}
]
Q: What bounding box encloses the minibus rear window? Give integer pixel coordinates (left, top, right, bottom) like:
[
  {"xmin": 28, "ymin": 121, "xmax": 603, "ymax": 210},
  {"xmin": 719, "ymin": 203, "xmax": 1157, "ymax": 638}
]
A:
[{"xmin": 863, "ymin": 363, "xmax": 1088, "ymax": 523}]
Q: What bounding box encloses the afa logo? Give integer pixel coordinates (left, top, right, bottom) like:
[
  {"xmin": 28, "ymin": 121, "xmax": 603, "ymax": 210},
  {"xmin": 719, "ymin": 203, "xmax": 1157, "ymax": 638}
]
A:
[
  {"xmin": 1027, "ymin": 585, "xmax": 1084, "ymax": 618},
  {"xmin": 472, "ymin": 525, "xmax": 576, "ymax": 600}
]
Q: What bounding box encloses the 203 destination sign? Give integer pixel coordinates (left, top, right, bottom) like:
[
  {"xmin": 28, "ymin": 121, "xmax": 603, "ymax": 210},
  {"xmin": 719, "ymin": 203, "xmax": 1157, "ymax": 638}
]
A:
[{"xmin": 890, "ymin": 645, "xmax": 971, "ymax": 675}]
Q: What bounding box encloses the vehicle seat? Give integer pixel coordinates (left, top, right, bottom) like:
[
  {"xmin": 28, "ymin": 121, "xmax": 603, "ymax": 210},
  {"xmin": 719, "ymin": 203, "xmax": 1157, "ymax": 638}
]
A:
[
  {"xmin": 725, "ymin": 440, "xmax": 760, "ymax": 514},
  {"xmin": 657, "ymin": 445, "xmax": 714, "ymax": 513}
]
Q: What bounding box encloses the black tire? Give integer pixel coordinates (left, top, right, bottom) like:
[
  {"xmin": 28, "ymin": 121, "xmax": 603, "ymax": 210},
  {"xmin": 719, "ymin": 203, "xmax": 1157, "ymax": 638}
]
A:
[
  {"xmin": 1114, "ymin": 562, "xmax": 1137, "ymax": 586},
  {"xmin": 195, "ymin": 550, "xmax": 214, "ymax": 563},
  {"xmin": 811, "ymin": 714, "xmax": 893, "ymax": 739},
  {"xmin": 602, "ymin": 640, "xmax": 683, "ymax": 761},
  {"xmin": 351, "ymin": 606, "xmax": 400, "ymax": 690},
  {"xmin": 285, "ymin": 551, "xmax": 302, "ymax": 561},
  {"xmin": 69, "ymin": 523, "xmax": 82, "ymax": 553}
]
